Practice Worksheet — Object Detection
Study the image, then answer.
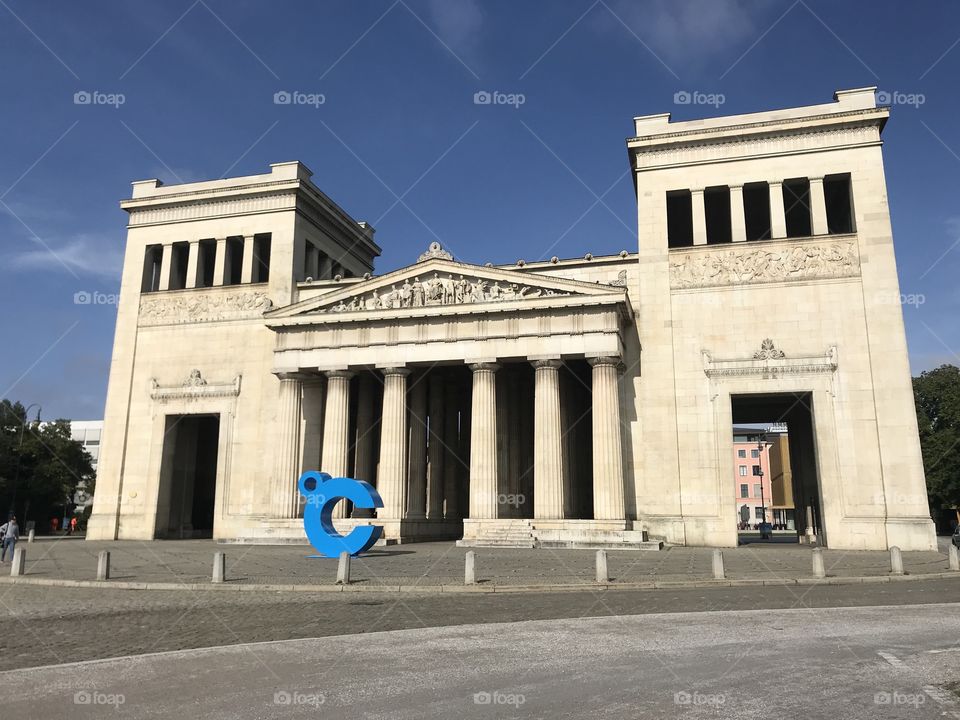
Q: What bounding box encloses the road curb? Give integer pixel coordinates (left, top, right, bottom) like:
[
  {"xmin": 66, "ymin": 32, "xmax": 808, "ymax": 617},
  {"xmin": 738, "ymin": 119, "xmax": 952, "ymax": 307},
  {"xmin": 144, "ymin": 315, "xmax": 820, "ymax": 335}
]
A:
[{"xmin": 1, "ymin": 571, "xmax": 957, "ymax": 594}]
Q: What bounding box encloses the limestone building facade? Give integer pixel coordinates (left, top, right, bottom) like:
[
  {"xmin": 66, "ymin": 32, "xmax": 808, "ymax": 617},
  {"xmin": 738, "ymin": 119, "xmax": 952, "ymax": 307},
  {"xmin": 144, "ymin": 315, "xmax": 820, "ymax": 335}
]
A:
[{"xmin": 87, "ymin": 88, "xmax": 936, "ymax": 550}]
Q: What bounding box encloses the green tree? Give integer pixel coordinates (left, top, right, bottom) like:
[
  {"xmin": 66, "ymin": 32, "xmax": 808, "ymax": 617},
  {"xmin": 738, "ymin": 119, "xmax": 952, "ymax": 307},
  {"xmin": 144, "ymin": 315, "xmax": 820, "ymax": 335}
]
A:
[
  {"xmin": 913, "ymin": 365, "xmax": 960, "ymax": 523},
  {"xmin": 0, "ymin": 400, "xmax": 94, "ymax": 525}
]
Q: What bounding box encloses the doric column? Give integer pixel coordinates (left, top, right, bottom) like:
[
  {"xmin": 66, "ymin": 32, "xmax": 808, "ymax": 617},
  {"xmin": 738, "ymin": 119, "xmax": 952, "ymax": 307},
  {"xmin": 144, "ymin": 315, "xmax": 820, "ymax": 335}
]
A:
[
  {"xmin": 321, "ymin": 369, "xmax": 353, "ymax": 518},
  {"xmin": 729, "ymin": 185, "xmax": 747, "ymax": 242},
  {"xmin": 185, "ymin": 241, "xmax": 200, "ymax": 288},
  {"xmin": 158, "ymin": 243, "xmax": 173, "ymax": 291},
  {"xmin": 442, "ymin": 375, "xmax": 461, "ymax": 520},
  {"xmin": 351, "ymin": 372, "xmax": 378, "ymax": 518},
  {"xmin": 469, "ymin": 363, "xmax": 499, "ymax": 520},
  {"xmin": 240, "ymin": 235, "xmax": 255, "ymax": 283},
  {"xmin": 271, "ymin": 373, "xmax": 303, "ymax": 519},
  {"xmin": 808, "ymin": 176, "xmax": 829, "ymax": 235},
  {"xmin": 533, "ymin": 359, "xmax": 565, "ymax": 519},
  {"xmin": 213, "ymin": 238, "xmax": 227, "ymax": 286},
  {"xmin": 691, "ymin": 188, "xmax": 707, "ymax": 246},
  {"xmin": 406, "ymin": 372, "xmax": 428, "ymax": 519},
  {"xmin": 589, "ymin": 357, "xmax": 626, "ymax": 520},
  {"xmin": 427, "ymin": 371, "xmax": 445, "ymax": 519},
  {"xmin": 378, "ymin": 367, "xmax": 410, "ymax": 519},
  {"xmin": 769, "ymin": 181, "xmax": 787, "ymax": 239}
]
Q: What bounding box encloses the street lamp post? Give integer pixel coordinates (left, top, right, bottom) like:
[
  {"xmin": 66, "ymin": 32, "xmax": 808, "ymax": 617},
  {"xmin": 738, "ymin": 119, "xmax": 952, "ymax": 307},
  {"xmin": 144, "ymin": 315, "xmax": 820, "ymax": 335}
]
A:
[
  {"xmin": 9, "ymin": 403, "xmax": 41, "ymax": 519},
  {"xmin": 757, "ymin": 432, "xmax": 767, "ymax": 536}
]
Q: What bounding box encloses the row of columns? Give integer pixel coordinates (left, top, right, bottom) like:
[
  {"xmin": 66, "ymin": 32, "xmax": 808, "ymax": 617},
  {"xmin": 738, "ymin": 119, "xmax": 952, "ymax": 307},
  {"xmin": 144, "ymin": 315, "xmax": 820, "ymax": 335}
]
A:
[
  {"xmin": 690, "ymin": 177, "xmax": 831, "ymax": 246},
  {"xmin": 157, "ymin": 235, "xmax": 259, "ymax": 292},
  {"xmin": 270, "ymin": 357, "xmax": 628, "ymax": 524}
]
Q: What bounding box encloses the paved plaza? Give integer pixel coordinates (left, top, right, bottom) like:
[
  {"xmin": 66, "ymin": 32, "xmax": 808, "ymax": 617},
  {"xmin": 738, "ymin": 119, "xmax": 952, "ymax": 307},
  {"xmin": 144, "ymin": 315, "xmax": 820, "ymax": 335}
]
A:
[{"xmin": 2, "ymin": 537, "xmax": 956, "ymax": 590}]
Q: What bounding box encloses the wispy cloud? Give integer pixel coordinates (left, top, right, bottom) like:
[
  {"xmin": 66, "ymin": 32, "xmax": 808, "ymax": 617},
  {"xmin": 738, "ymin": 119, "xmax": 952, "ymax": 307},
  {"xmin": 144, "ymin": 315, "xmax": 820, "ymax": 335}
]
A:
[
  {"xmin": 424, "ymin": 0, "xmax": 484, "ymax": 66},
  {"xmin": 6, "ymin": 234, "xmax": 124, "ymax": 278}
]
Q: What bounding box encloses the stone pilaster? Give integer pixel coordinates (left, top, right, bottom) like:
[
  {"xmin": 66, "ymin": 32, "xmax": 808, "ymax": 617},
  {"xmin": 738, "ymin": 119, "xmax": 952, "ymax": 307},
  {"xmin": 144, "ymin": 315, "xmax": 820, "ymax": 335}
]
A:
[
  {"xmin": 427, "ymin": 371, "xmax": 445, "ymax": 519},
  {"xmin": 691, "ymin": 188, "xmax": 707, "ymax": 245},
  {"xmin": 185, "ymin": 241, "xmax": 200, "ymax": 288},
  {"xmin": 589, "ymin": 357, "xmax": 626, "ymax": 520},
  {"xmin": 378, "ymin": 367, "xmax": 410, "ymax": 520},
  {"xmin": 241, "ymin": 234, "xmax": 255, "ymax": 283},
  {"xmin": 469, "ymin": 363, "xmax": 499, "ymax": 520},
  {"xmin": 808, "ymin": 176, "xmax": 829, "ymax": 235},
  {"xmin": 321, "ymin": 369, "xmax": 354, "ymax": 518},
  {"xmin": 158, "ymin": 243, "xmax": 173, "ymax": 291},
  {"xmin": 533, "ymin": 359, "xmax": 565, "ymax": 519},
  {"xmin": 769, "ymin": 181, "xmax": 787, "ymax": 239},
  {"xmin": 352, "ymin": 372, "xmax": 378, "ymax": 518},
  {"xmin": 213, "ymin": 238, "xmax": 227, "ymax": 286},
  {"xmin": 271, "ymin": 373, "xmax": 303, "ymax": 519},
  {"xmin": 729, "ymin": 184, "xmax": 747, "ymax": 242},
  {"xmin": 406, "ymin": 372, "xmax": 428, "ymax": 519}
]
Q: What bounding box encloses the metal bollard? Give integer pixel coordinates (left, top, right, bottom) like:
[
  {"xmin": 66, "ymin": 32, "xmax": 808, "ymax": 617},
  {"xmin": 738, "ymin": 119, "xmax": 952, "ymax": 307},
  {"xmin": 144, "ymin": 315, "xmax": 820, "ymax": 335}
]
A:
[
  {"xmin": 465, "ymin": 550, "xmax": 476, "ymax": 585},
  {"xmin": 336, "ymin": 551, "xmax": 351, "ymax": 584},
  {"xmin": 27, "ymin": 529, "xmax": 35, "ymax": 543},
  {"xmin": 812, "ymin": 547, "xmax": 826, "ymax": 578},
  {"xmin": 96, "ymin": 550, "xmax": 110, "ymax": 581},
  {"xmin": 212, "ymin": 551, "xmax": 226, "ymax": 583},
  {"xmin": 595, "ymin": 550, "xmax": 609, "ymax": 583},
  {"xmin": 10, "ymin": 546, "xmax": 25, "ymax": 577},
  {"xmin": 889, "ymin": 546, "xmax": 904, "ymax": 576},
  {"xmin": 712, "ymin": 549, "xmax": 725, "ymax": 580},
  {"xmin": 949, "ymin": 545, "xmax": 959, "ymax": 572}
]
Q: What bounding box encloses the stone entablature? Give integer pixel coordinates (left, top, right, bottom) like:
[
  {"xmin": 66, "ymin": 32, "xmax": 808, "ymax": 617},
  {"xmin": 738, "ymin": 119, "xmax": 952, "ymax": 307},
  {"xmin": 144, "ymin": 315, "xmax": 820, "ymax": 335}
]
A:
[
  {"xmin": 149, "ymin": 370, "xmax": 242, "ymax": 401},
  {"xmin": 668, "ymin": 236, "xmax": 860, "ymax": 290},
  {"xmin": 139, "ymin": 286, "xmax": 274, "ymax": 326},
  {"xmin": 702, "ymin": 339, "xmax": 838, "ymax": 379}
]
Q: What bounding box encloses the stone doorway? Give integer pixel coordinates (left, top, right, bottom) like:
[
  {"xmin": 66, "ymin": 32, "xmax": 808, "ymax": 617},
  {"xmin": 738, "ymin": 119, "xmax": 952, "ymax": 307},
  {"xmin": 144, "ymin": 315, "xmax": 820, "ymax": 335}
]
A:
[{"xmin": 155, "ymin": 414, "xmax": 220, "ymax": 538}]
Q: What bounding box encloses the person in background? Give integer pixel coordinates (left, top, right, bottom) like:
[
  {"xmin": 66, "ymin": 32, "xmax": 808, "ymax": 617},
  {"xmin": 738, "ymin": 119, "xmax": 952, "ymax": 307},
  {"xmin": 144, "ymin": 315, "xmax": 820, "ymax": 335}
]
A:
[
  {"xmin": 50, "ymin": 517, "xmax": 59, "ymax": 533},
  {"xmin": 70, "ymin": 516, "xmax": 78, "ymax": 535},
  {"xmin": 0, "ymin": 516, "xmax": 20, "ymax": 562}
]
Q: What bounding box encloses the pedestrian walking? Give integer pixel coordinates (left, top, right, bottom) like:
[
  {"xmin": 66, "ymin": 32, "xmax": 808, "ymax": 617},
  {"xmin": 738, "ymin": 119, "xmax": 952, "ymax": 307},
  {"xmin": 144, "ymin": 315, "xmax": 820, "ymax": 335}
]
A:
[{"xmin": 0, "ymin": 516, "xmax": 20, "ymax": 562}]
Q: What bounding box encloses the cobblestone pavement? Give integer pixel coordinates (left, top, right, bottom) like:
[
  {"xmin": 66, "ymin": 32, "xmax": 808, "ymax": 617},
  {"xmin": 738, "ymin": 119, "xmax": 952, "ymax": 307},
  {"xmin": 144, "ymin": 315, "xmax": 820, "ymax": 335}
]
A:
[
  {"xmin": 1, "ymin": 578, "xmax": 959, "ymax": 672},
  {"xmin": 5, "ymin": 537, "xmax": 955, "ymax": 587}
]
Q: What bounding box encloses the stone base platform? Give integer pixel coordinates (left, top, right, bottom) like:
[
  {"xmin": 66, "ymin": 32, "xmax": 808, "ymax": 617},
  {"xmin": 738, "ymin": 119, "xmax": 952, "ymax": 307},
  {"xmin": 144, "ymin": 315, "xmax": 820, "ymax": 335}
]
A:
[
  {"xmin": 456, "ymin": 519, "xmax": 664, "ymax": 550},
  {"xmin": 227, "ymin": 518, "xmax": 463, "ymax": 545}
]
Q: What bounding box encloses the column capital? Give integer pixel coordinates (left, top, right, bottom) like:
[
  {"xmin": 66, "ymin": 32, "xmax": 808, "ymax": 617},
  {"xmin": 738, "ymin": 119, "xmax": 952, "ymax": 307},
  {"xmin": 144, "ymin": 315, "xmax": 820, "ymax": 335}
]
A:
[
  {"xmin": 323, "ymin": 369, "xmax": 355, "ymax": 380},
  {"xmin": 531, "ymin": 358, "xmax": 562, "ymax": 371},
  {"xmin": 728, "ymin": 183, "xmax": 744, "ymax": 192},
  {"xmin": 380, "ymin": 366, "xmax": 411, "ymax": 378},
  {"xmin": 808, "ymin": 176, "xmax": 825, "ymax": 184},
  {"xmin": 274, "ymin": 371, "xmax": 306, "ymax": 382},
  {"xmin": 768, "ymin": 179, "xmax": 783, "ymax": 188},
  {"xmin": 689, "ymin": 187, "xmax": 705, "ymax": 196},
  {"xmin": 468, "ymin": 362, "xmax": 500, "ymax": 373},
  {"xmin": 587, "ymin": 356, "xmax": 623, "ymax": 370}
]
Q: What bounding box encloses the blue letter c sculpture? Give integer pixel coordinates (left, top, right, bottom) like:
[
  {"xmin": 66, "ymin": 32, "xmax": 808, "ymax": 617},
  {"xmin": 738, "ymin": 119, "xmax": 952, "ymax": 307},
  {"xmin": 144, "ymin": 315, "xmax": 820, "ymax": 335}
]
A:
[{"xmin": 299, "ymin": 471, "xmax": 384, "ymax": 557}]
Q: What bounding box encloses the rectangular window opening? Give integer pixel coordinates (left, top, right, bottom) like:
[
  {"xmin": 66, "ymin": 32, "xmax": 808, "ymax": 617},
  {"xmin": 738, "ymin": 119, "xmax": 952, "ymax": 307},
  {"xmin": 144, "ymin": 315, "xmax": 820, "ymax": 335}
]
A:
[
  {"xmin": 824, "ymin": 173, "xmax": 854, "ymax": 234},
  {"xmin": 168, "ymin": 241, "xmax": 190, "ymax": 291},
  {"xmin": 666, "ymin": 190, "xmax": 694, "ymax": 248},
  {"xmin": 141, "ymin": 244, "xmax": 163, "ymax": 293},
  {"xmin": 704, "ymin": 186, "xmax": 732, "ymax": 244},
  {"xmin": 743, "ymin": 182, "xmax": 772, "ymax": 240},
  {"xmin": 783, "ymin": 178, "xmax": 812, "ymax": 238},
  {"xmin": 253, "ymin": 234, "xmax": 271, "ymax": 283},
  {"xmin": 197, "ymin": 239, "xmax": 217, "ymax": 288},
  {"xmin": 225, "ymin": 237, "xmax": 244, "ymax": 285}
]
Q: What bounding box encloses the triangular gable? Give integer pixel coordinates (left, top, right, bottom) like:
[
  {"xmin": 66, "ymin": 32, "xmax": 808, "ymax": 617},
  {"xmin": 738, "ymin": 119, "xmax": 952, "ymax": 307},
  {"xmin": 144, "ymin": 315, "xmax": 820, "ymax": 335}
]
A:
[{"xmin": 266, "ymin": 257, "xmax": 626, "ymax": 319}]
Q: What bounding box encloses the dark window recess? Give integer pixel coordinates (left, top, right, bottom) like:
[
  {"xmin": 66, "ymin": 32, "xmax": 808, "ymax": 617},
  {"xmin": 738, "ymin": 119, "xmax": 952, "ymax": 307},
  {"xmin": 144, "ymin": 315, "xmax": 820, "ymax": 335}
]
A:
[
  {"xmin": 141, "ymin": 244, "xmax": 163, "ymax": 292},
  {"xmin": 304, "ymin": 243, "xmax": 317, "ymax": 279},
  {"xmin": 225, "ymin": 237, "xmax": 244, "ymax": 285},
  {"xmin": 198, "ymin": 239, "xmax": 217, "ymax": 288},
  {"xmin": 704, "ymin": 186, "xmax": 732, "ymax": 244},
  {"xmin": 782, "ymin": 178, "xmax": 812, "ymax": 238},
  {"xmin": 168, "ymin": 241, "xmax": 190, "ymax": 290},
  {"xmin": 743, "ymin": 182, "xmax": 772, "ymax": 241},
  {"xmin": 253, "ymin": 235, "xmax": 271, "ymax": 283},
  {"xmin": 823, "ymin": 174, "xmax": 854, "ymax": 234},
  {"xmin": 666, "ymin": 190, "xmax": 694, "ymax": 248}
]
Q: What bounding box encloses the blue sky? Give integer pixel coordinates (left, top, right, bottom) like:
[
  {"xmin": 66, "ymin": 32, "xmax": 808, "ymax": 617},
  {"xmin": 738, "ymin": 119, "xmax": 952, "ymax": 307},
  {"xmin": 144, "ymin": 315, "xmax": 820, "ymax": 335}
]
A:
[{"xmin": 1, "ymin": 0, "xmax": 959, "ymax": 420}]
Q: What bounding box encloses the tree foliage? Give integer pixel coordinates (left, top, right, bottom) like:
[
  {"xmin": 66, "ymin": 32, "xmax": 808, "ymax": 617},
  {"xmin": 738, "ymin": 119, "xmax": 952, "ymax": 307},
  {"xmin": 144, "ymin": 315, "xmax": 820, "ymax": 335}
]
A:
[
  {"xmin": 0, "ymin": 400, "xmax": 94, "ymax": 523},
  {"xmin": 913, "ymin": 365, "xmax": 960, "ymax": 515}
]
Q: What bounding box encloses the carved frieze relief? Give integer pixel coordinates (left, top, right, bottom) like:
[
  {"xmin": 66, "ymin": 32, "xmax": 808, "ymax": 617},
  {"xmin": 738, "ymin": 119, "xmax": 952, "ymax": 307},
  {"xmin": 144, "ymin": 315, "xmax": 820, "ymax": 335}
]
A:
[
  {"xmin": 139, "ymin": 290, "xmax": 273, "ymax": 326},
  {"xmin": 150, "ymin": 369, "xmax": 242, "ymax": 401}
]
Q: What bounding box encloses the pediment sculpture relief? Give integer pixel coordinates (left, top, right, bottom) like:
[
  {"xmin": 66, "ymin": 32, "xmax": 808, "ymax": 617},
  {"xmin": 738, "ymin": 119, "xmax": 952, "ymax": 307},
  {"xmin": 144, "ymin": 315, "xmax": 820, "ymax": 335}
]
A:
[{"xmin": 322, "ymin": 271, "xmax": 571, "ymax": 313}]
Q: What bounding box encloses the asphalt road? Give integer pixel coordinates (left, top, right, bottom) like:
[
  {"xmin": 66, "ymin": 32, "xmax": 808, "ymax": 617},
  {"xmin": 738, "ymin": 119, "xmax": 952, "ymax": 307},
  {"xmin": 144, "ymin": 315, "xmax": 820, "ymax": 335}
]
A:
[{"xmin": 2, "ymin": 601, "xmax": 960, "ymax": 719}]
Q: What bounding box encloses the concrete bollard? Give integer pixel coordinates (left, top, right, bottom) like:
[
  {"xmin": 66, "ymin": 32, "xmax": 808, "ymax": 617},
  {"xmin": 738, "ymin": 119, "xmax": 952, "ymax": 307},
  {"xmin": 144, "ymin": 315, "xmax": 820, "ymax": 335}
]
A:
[
  {"xmin": 595, "ymin": 550, "xmax": 609, "ymax": 583},
  {"xmin": 336, "ymin": 551, "xmax": 351, "ymax": 584},
  {"xmin": 96, "ymin": 550, "xmax": 111, "ymax": 581},
  {"xmin": 27, "ymin": 529, "xmax": 35, "ymax": 543},
  {"xmin": 812, "ymin": 547, "xmax": 826, "ymax": 578},
  {"xmin": 712, "ymin": 549, "xmax": 725, "ymax": 580},
  {"xmin": 10, "ymin": 546, "xmax": 25, "ymax": 577},
  {"xmin": 889, "ymin": 546, "xmax": 904, "ymax": 576},
  {"xmin": 212, "ymin": 551, "xmax": 225, "ymax": 583},
  {"xmin": 949, "ymin": 545, "xmax": 959, "ymax": 572},
  {"xmin": 465, "ymin": 550, "xmax": 476, "ymax": 585}
]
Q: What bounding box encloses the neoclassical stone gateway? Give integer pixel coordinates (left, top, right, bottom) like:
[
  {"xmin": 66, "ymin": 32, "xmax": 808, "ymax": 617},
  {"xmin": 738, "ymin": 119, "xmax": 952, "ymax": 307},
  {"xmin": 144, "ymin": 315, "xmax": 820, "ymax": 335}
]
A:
[{"xmin": 88, "ymin": 88, "xmax": 936, "ymax": 550}]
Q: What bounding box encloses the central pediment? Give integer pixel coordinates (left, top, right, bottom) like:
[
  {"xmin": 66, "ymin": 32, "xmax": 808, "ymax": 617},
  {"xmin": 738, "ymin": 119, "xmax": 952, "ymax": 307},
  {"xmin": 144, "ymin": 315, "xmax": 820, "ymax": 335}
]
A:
[{"xmin": 266, "ymin": 256, "xmax": 630, "ymax": 325}]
